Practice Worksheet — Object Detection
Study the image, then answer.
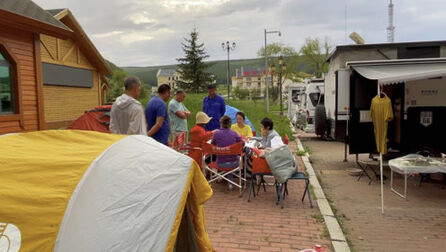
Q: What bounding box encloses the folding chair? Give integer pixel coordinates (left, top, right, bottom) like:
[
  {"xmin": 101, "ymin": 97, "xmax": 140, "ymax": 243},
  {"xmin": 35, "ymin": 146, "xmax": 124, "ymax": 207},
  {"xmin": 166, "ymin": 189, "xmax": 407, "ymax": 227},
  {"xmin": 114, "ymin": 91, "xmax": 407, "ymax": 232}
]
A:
[
  {"xmin": 247, "ymin": 149, "xmax": 272, "ymax": 202},
  {"xmin": 202, "ymin": 142, "xmax": 246, "ymax": 196},
  {"xmin": 282, "ymin": 171, "xmax": 313, "ymax": 208},
  {"xmin": 172, "ymin": 132, "xmax": 188, "ymax": 152},
  {"xmin": 248, "ymin": 148, "xmax": 313, "ymax": 208}
]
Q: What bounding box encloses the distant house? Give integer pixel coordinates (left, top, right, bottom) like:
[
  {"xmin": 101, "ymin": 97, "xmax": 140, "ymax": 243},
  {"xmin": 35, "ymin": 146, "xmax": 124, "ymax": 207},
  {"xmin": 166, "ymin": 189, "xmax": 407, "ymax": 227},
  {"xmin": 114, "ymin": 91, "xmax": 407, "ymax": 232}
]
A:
[
  {"xmin": 232, "ymin": 66, "xmax": 278, "ymax": 93},
  {"xmin": 156, "ymin": 69, "xmax": 181, "ymax": 89},
  {"xmin": 0, "ymin": 0, "xmax": 111, "ymax": 134}
]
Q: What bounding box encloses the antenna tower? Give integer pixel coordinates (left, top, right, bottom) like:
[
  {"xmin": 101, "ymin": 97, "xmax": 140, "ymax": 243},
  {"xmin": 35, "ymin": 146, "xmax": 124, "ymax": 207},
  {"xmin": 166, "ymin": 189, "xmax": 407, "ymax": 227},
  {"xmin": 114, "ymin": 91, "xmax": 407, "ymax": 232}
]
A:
[{"xmin": 387, "ymin": 0, "xmax": 395, "ymax": 42}]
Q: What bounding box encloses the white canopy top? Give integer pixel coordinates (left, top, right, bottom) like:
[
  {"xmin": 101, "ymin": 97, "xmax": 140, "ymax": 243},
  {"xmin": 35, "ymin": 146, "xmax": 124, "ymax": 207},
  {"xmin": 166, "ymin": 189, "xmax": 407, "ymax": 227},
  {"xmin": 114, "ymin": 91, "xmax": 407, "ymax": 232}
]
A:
[{"xmin": 351, "ymin": 62, "xmax": 446, "ymax": 85}]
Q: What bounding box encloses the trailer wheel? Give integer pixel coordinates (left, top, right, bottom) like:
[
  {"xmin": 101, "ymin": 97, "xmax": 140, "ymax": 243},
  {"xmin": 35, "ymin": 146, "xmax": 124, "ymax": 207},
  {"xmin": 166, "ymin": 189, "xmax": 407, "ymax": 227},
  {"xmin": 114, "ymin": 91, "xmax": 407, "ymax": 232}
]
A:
[{"xmin": 315, "ymin": 104, "xmax": 327, "ymax": 137}]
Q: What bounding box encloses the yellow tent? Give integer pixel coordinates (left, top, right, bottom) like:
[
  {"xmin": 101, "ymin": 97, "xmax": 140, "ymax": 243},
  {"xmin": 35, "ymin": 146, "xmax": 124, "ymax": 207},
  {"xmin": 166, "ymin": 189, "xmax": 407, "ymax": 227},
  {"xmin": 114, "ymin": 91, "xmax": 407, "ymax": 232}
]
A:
[{"xmin": 0, "ymin": 130, "xmax": 213, "ymax": 251}]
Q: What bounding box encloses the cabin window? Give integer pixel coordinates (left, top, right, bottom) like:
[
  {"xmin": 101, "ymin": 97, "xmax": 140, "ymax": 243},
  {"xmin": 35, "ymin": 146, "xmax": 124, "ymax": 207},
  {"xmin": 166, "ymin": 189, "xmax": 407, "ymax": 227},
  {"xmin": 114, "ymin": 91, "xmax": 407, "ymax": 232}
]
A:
[
  {"xmin": 42, "ymin": 63, "xmax": 93, "ymax": 88},
  {"xmin": 0, "ymin": 49, "xmax": 15, "ymax": 114}
]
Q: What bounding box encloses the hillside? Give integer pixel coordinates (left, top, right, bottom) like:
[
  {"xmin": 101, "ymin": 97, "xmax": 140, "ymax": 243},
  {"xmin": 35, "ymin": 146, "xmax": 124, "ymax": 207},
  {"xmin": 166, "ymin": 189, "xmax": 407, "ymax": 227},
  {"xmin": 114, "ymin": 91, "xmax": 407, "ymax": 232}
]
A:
[
  {"xmin": 105, "ymin": 59, "xmax": 123, "ymax": 73},
  {"xmin": 122, "ymin": 57, "xmax": 314, "ymax": 86}
]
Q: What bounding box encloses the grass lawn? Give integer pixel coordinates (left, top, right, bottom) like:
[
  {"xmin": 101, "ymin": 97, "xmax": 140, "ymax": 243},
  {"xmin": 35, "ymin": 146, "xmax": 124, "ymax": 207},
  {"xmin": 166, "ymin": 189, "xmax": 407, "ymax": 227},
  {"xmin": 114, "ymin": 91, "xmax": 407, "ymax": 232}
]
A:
[{"xmin": 140, "ymin": 93, "xmax": 294, "ymax": 141}]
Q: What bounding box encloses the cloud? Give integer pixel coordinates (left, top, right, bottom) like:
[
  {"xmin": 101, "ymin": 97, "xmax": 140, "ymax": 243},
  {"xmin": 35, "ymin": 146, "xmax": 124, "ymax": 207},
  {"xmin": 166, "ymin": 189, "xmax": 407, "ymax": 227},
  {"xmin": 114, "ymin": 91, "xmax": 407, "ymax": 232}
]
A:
[{"xmin": 33, "ymin": 0, "xmax": 446, "ymax": 66}]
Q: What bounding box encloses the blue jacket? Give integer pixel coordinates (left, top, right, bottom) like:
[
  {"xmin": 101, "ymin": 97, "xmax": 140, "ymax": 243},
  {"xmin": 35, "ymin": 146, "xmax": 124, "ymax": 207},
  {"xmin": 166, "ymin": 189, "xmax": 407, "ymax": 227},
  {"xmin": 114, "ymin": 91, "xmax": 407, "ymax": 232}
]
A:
[{"xmin": 203, "ymin": 95, "xmax": 226, "ymax": 131}]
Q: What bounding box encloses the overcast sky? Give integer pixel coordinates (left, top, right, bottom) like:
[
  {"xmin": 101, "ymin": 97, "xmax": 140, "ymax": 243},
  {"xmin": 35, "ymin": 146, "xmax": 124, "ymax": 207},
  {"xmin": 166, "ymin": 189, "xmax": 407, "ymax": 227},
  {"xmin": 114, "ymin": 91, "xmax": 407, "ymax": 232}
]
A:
[{"xmin": 34, "ymin": 0, "xmax": 446, "ymax": 67}]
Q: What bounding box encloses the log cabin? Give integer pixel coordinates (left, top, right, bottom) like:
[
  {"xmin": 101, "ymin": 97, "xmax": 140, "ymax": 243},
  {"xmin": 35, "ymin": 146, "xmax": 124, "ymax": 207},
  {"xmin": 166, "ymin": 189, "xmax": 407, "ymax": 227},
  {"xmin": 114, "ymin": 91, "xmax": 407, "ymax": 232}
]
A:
[{"xmin": 0, "ymin": 0, "xmax": 111, "ymax": 134}]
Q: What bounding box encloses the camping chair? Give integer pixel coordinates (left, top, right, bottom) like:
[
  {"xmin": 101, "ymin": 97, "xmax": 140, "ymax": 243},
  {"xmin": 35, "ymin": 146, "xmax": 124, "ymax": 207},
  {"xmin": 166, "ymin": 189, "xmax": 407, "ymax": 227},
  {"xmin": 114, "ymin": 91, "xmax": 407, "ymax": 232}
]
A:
[
  {"xmin": 247, "ymin": 135, "xmax": 290, "ymax": 202},
  {"xmin": 247, "ymin": 148, "xmax": 313, "ymax": 208},
  {"xmin": 247, "ymin": 148, "xmax": 272, "ymax": 202},
  {"xmin": 172, "ymin": 132, "xmax": 188, "ymax": 152},
  {"xmin": 281, "ymin": 171, "xmax": 313, "ymax": 208},
  {"xmin": 202, "ymin": 142, "xmax": 246, "ymax": 196}
]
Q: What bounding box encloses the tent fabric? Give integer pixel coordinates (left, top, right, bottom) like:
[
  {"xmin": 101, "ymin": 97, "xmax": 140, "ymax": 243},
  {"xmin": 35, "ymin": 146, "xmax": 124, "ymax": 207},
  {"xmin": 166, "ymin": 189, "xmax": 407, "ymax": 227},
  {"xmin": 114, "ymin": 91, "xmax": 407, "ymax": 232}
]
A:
[
  {"xmin": 225, "ymin": 105, "xmax": 255, "ymax": 132},
  {"xmin": 352, "ymin": 62, "xmax": 446, "ymax": 85},
  {"xmin": 68, "ymin": 105, "xmax": 112, "ymax": 133},
  {"xmin": 0, "ymin": 130, "xmax": 213, "ymax": 251},
  {"xmin": 0, "ymin": 130, "xmax": 125, "ymax": 251}
]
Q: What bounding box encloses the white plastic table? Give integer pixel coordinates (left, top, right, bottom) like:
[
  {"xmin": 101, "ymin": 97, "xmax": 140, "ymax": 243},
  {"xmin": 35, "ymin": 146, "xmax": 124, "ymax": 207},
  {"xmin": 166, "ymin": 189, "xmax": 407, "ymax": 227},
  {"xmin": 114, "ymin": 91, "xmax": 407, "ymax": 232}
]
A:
[{"xmin": 388, "ymin": 154, "xmax": 446, "ymax": 199}]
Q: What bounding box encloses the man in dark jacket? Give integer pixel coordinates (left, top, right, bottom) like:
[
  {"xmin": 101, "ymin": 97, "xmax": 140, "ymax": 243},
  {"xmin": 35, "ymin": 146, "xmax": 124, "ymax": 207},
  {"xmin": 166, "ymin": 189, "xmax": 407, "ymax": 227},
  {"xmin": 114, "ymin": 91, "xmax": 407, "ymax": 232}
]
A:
[{"xmin": 203, "ymin": 84, "xmax": 225, "ymax": 131}]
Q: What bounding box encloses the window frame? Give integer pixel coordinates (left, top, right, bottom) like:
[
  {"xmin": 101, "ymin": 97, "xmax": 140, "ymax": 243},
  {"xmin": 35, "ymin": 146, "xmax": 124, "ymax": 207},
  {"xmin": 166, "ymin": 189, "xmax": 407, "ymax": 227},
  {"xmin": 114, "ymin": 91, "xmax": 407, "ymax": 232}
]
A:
[{"xmin": 0, "ymin": 42, "xmax": 22, "ymax": 122}]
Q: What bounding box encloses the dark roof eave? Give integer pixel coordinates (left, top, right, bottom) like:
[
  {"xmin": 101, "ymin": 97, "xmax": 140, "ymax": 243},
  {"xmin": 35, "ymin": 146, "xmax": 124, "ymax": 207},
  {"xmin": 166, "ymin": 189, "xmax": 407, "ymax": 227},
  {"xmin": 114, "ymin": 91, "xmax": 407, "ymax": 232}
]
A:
[
  {"xmin": 0, "ymin": 8, "xmax": 72, "ymax": 38},
  {"xmin": 327, "ymin": 40, "xmax": 446, "ymax": 62}
]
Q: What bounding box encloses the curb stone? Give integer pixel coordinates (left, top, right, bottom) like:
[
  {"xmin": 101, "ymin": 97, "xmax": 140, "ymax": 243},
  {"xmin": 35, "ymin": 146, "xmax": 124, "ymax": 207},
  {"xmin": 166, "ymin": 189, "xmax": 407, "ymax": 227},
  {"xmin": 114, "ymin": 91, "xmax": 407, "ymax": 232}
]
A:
[{"xmin": 291, "ymin": 123, "xmax": 351, "ymax": 252}]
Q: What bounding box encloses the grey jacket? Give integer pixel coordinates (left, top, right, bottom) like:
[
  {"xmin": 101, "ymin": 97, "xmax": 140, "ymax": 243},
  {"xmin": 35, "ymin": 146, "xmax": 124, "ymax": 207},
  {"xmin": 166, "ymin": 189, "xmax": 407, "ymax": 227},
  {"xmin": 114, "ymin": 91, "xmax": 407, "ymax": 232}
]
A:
[
  {"xmin": 261, "ymin": 129, "xmax": 280, "ymax": 148},
  {"xmin": 109, "ymin": 94, "xmax": 147, "ymax": 135}
]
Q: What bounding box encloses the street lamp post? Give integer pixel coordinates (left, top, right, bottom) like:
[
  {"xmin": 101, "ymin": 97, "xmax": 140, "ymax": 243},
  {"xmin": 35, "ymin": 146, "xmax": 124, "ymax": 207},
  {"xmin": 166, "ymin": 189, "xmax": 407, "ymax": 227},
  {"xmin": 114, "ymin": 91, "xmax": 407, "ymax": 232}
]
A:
[
  {"xmin": 264, "ymin": 29, "xmax": 281, "ymax": 112},
  {"xmin": 222, "ymin": 41, "xmax": 236, "ymax": 99}
]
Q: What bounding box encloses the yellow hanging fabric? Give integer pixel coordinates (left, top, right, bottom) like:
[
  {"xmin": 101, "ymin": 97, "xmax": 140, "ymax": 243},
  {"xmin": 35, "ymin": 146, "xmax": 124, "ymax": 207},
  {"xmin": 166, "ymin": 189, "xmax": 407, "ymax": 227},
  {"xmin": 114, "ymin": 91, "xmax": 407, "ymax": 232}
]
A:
[{"xmin": 370, "ymin": 95, "xmax": 394, "ymax": 154}]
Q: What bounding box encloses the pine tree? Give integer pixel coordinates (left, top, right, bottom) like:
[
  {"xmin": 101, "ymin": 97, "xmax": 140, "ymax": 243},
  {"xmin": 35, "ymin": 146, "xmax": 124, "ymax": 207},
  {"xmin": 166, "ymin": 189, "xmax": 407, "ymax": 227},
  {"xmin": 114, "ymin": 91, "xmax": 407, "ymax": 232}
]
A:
[{"xmin": 176, "ymin": 28, "xmax": 215, "ymax": 93}]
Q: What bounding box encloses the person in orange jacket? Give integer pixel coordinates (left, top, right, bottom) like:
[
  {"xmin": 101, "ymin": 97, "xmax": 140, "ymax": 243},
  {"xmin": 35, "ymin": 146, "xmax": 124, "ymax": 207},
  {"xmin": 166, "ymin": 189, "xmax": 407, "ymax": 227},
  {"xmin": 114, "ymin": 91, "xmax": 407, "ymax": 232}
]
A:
[{"xmin": 189, "ymin": 112, "xmax": 218, "ymax": 171}]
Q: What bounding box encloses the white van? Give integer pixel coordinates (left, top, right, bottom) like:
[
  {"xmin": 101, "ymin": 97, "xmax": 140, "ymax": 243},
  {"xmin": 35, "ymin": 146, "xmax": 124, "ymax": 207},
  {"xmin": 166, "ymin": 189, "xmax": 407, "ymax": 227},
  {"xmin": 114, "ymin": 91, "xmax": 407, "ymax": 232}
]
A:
[
  {"xmin": 304, "ymin": 80, "xmax": 324, "ymax": 132},
  {"xmin": 288, "ymin": 83, "xmax": 306, "ymax": 128}
]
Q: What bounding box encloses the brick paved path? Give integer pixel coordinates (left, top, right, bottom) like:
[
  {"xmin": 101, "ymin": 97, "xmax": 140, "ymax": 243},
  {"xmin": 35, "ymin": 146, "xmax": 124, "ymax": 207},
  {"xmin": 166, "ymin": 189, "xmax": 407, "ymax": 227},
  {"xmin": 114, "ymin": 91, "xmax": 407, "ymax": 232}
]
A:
[
  {"xmin": 302, "ymin": 137, "xmax": 446, "ymax": 252},
  {"xmin": 203, "ymin": 142, "xmax": 331, "ymax": 251}
]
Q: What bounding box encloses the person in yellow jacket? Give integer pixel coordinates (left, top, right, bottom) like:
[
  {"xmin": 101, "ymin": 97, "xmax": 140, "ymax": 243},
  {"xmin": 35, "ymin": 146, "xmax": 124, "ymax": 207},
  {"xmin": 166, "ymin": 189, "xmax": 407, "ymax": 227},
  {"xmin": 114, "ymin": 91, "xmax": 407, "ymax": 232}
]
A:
[{"xmin": 231, "ymin": 111, "xmax": 253, "ymax": 139}]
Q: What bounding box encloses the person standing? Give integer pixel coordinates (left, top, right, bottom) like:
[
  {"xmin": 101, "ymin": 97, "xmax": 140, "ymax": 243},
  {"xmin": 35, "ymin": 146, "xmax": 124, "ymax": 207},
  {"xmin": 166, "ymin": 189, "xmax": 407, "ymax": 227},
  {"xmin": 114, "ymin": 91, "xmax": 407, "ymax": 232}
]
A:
[
  {"xmin": 203, "ymin": 84, "xmax": 225, "ymax": 131},
  {"xmin": 168, "ymin": 89, "xmax": 191, "ymax": 142},
  {"xmin": 109, "ymin": 77, "xmax": 147, "ymax": 135},
  {"xmin": 146, "ymin": 84, "xmax": 171, "ymax": 145}
]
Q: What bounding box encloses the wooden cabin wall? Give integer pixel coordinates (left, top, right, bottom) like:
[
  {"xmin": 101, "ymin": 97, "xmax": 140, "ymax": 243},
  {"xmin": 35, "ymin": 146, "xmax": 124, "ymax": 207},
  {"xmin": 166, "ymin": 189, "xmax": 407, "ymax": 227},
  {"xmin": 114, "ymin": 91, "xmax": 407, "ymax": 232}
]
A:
[
  {"xmin": 40, "ymin": 34, "xmax": 102, "ymax": 129},
  {"xmin": 0, "ymin": 26, "xmax": 43, "ymax": 134}
]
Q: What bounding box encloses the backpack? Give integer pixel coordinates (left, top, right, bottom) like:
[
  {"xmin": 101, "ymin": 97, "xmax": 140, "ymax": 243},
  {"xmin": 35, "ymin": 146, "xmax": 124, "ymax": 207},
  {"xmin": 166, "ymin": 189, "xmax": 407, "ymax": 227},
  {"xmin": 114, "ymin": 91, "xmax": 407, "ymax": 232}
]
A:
[{"xmin": 264, "ymin": 145, "xmax": 296, "ymax": 183}]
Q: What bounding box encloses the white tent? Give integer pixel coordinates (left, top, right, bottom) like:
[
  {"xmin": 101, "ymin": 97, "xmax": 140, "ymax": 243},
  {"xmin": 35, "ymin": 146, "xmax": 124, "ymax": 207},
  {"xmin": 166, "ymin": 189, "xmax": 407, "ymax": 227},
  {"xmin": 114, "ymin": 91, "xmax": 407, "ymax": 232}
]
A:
[{"xmin": 0, "ymin": 130, "xmax": 213, "ymax": 251}]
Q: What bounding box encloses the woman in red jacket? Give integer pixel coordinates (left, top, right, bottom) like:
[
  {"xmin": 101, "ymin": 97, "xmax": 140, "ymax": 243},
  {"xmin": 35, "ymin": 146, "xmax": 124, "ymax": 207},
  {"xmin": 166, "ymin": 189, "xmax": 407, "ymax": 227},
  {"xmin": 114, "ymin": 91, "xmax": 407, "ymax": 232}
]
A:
[{"xmin": 189, "ymin": 112, "xmax": 217, "ymax": 171}]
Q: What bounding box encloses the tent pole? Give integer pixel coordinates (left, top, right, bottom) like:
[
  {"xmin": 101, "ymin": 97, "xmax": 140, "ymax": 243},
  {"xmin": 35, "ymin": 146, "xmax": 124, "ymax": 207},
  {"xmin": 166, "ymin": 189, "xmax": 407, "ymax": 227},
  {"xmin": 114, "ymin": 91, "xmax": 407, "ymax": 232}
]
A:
[
  {"xmin": 380, "ymin": 153, "xmax": 384, "ymax": 214},
  {"xmin": 378, "ymin": 83, "xmax": 384, "ymax": 214}
]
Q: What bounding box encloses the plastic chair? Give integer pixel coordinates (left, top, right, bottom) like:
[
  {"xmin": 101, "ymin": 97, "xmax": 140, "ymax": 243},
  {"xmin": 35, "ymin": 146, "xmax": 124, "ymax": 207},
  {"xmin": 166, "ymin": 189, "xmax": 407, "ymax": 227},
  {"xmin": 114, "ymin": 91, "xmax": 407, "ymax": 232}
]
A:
[{"xmin": 202, "ymin": 142, "xmax": 246, "ymax": 196}]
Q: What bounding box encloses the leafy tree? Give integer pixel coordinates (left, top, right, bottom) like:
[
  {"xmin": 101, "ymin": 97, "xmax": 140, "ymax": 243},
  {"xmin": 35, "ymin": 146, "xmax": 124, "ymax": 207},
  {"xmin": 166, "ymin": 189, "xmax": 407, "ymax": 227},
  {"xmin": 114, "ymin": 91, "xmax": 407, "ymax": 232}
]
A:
[
  {"xmin": 233, "ymin": 86, "xmax": 249, "ymax": 100},
  {"xmin": 268, "ymin": 86, "xmax": 279, "ymax": 102},
  {"xmin": 176, "ymin": 28, "xmax": 215, "ymax": 93},
  {"xmin": 250, "ymin": 88, "xmax": 261, "ymax": 102},
  {"xmin": 257, "ymin": 43, "xmax": 302, "ymax": 82},
  {"xmin": 299, "ymin": 37, "xmax": 331, "ymax": 78},
  {"xmin": 106, "ymin": 69, "xmax": 147, "ymax": 103},
  {"xmin": 106, "ymin": 69, "xmax": 127, "ymax": 102}
]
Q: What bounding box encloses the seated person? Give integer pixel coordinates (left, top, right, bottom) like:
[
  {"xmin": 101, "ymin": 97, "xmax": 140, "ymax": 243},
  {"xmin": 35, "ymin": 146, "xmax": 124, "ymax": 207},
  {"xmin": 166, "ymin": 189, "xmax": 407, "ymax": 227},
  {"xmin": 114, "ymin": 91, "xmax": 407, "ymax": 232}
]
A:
[
  {"xmin": 211, "ymin": 115, "xmax": 243, "ymax": 169},
  {"xmin": 245, "ymin": 117, "xmax": 285, "ymax": 179},
  {"xmin": 189, "ymin": 112, "xmax": 216, "ymax": 171},
  {"xmin": 231, "ymin": 111, "xmax": 253, "ymax": 139},
  {"xmin": 259, "ymin": 117, "xmax": 284, "ymax": 151}
]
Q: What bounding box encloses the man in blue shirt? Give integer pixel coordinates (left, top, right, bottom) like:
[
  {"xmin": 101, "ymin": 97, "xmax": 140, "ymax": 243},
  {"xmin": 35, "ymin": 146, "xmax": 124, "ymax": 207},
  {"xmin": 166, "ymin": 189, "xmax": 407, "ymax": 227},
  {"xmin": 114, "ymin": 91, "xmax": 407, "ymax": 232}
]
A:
[
  {"xmin": 146, "ymin": 84, "xmax": 171, "ymax": 145},
  {"xmin": 203, "ymin": 84, "xmax": 226, "ymax": 131}
]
